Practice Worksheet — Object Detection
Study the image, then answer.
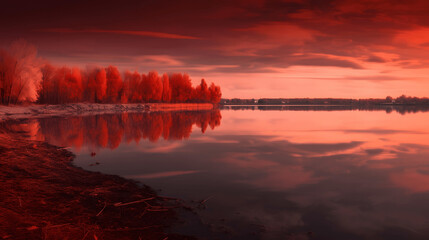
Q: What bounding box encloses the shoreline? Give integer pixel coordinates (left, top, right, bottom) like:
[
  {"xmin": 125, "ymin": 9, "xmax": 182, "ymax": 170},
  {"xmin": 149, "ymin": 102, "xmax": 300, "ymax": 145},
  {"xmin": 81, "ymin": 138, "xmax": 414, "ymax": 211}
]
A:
[
  {"xmin": 0, "ymin": 103, "xmax": 214, "ymax": 121},
  {"xmin": 0, "ymin": 127, "xmax": 194, "ymax": 240}
]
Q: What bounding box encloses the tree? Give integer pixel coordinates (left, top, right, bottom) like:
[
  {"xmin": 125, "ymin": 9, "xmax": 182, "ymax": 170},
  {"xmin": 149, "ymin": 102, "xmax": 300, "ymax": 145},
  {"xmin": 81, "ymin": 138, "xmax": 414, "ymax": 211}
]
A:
[
  {"xmin": 66, "ymin": 67, "xmax": 83, "ymax": 102},
  {"xmin": 0, "ymin": 40, "xmax": 42, "ymax": 104},
  {"xmin": 85, "ymin": 67, "xmax": 107, "ymax": 103},
  {"xmin": 195, "ymin": 79, "xmax": 210, "ymax": 102},
  {"xmin": 38, "ymin": 63, "xmax": 55, "ymax": 103},
  {"xmin": 141, "ymin": 71, "xmax": 163, "ymax": 102},
  {"xmin": 170, "ymin": 73, "xmax": 193, "ymax": 102},
  {"xmin": 124, "ymin": 71, "xmax": 142, "ymax": 102},
  {"xmin": 0, "ymin": 49, "xmax": 17, "ymax": 105},
  {"xmin": 385, "ymin": 96, "xmax": 393, "ymax": 103},
  {"xmin": 105, "ymin": 65, "xmax": 122, "ymax": 103},
  {"xmin": 161, "ymin": 73, "xmax": 171, "ymax": 102},
  {"xmin": 208, "ymin": 82, "xmax": 222, "ymax": 103}
]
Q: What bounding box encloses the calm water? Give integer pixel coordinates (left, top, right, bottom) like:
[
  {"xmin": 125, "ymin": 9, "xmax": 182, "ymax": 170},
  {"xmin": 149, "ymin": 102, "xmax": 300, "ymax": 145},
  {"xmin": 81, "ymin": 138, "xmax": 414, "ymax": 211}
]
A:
[{"xmin": 14, "ymin": 108, "xmax": 429, "ymax": 239}]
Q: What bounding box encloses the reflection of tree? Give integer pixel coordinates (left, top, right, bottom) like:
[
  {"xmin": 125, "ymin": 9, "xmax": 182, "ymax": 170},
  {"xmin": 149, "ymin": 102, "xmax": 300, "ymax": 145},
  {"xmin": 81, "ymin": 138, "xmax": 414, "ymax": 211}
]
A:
[{"xmin": 36, "ymin": 110, "xmax": 222, "ymax": 151}]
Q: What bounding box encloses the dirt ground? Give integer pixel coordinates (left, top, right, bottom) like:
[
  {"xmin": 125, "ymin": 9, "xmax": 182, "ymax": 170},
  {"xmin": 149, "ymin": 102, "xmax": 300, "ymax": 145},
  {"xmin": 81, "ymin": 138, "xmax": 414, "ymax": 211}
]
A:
[{"xmin": 0, "ymin": 126, "xmax": 195, "ymax": 240}]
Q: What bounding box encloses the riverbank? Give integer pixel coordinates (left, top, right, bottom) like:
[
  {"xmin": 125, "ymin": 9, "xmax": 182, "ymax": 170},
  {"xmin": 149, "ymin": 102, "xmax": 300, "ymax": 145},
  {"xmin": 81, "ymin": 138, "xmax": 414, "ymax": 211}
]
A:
[
  {"xmin": 0, "ymin": 126, "xmax": 195, "ymax": 240},
  {"xmin": 0, "ymin": 103, "xmax": 214, "ymax": 121}
]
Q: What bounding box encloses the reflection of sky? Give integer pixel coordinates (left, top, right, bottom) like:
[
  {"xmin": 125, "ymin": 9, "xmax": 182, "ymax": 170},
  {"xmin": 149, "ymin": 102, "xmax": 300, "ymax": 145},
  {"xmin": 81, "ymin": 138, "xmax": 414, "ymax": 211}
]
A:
[{"xmin": 68, "ymin": 110, "xmax": 429, "ymax": 239}]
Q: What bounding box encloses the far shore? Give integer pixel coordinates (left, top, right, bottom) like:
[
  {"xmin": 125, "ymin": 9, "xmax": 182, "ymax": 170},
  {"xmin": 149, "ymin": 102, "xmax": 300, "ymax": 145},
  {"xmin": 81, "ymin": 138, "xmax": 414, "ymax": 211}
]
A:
[{"xmin": 0, "ymin": 103, "xmax": 215, "ymax": 121}]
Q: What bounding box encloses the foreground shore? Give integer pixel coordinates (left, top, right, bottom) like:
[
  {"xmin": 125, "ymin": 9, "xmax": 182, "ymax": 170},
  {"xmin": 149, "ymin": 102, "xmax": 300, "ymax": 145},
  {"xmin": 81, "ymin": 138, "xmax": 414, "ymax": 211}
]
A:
[
  {"xmin": 0, "ymin": 103, "xmax": 214, "ymax": 120},
  {"xmin": 0, "ymin": 127, "xmax": 194, "ymax": 240}
]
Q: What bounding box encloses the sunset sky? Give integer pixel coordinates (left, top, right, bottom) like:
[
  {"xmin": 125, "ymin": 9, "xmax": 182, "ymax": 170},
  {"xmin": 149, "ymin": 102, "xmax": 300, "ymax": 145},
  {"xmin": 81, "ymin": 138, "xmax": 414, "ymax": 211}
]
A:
[{"xmin": 2, "ymin": 0, "xmax": 429, "ymax": 98}]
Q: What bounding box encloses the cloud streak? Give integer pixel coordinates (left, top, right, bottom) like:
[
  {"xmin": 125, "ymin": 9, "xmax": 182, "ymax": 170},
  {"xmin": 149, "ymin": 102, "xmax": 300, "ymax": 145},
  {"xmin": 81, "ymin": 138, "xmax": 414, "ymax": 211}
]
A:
[{"xmin": 36, "ymin": 28, "xmax": 200, "ymax": 40}]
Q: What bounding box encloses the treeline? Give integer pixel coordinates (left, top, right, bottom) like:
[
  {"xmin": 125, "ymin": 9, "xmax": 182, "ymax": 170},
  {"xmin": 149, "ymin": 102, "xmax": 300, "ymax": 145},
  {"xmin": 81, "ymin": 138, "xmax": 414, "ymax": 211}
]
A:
[
  {"xmin": 221, "ymin": 105, "xmax": 429, "ymax": 115},
  {"xmin": 37, "ymin": 65, "xmax": 221, "ymax": 104},
  {"xmin": 0, "ymin": 41, "xmax": 221, "ymax": 105},
  {"xmin": 8, "ymin": 110, "xmax": 222, "ymax": 151},
  {"xmin": 221, "ymin": 96, "xmax": 429, "ymax": 106}
]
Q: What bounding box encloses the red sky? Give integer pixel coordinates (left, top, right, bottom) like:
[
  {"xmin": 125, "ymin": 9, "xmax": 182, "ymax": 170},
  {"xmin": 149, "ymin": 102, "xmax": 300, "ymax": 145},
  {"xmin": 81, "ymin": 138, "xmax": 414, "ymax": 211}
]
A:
[{"xmin": 2, "ymin": 0, "xmax": 429, "ymax": 98}]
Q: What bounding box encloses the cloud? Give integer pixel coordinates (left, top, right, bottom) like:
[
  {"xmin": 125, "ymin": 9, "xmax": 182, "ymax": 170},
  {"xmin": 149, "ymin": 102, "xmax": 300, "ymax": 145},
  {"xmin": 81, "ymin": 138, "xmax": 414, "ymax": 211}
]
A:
[
  {"xmin": 235, "ymin": 22, "xmax": 320, "ymax": 44},
  {"xmin": 133, "ymin": 55, "xmax": 184, "ymax": 67},
  {"xmin": 36, "ymin": 28, "xmax": 200, "ymax": 40},
  {"xmin": 3, "ymin": 0, "xmax": 429, "ymax": 98},
  {"xmin": 293, "ymin": 57, "xmax": 364, "ymax": 69},
  {"xmin": 344, "ymin": 75, "xmax": 402, "ymax": 82},
  {"xmin": 366, "ymin": 55, "xmax": 387, "ymax": 63}
]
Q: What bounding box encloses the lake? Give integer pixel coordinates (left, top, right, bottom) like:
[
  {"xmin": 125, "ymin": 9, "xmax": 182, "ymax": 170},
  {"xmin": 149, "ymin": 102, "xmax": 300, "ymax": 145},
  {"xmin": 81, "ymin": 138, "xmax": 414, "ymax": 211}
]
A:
[{"xmin": 14, "ymin": 107, "xmax": 429, "ymax": 240}]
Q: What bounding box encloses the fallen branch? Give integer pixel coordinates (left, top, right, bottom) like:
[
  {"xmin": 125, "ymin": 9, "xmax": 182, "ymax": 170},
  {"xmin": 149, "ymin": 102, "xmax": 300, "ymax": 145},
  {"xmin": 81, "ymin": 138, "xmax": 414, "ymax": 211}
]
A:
[
  {"xmin": 44, "ymin": 223, "xmax": 71, "ymax": 229},
  {"xmin": 114, "ymin": 197, "xmax": 155, "ymax": 207},
  {"xmin": 81, "ymin": 231, "xmax": 90, "ymax": 240},
  {"xmin": 200, "ymin": 196, "xmax": 214, "ymax": 204},
  {"xmin": 96, "ymin": 202, "xmax": 107, "ymax": 217},
  {"xmin": 104, "ymin": 225, "xmax": 164, "ymax": 231}
]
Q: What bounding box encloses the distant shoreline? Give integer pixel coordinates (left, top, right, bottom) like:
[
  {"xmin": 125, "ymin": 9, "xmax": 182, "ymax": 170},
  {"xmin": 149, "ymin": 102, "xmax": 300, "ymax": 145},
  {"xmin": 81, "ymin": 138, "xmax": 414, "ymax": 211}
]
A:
[
  {"xmin": 220, "ymin": 96, "xmax": 429, "ymax": 106},
  {"xmin": 220, "ymin": 104, "xmax": 429, "ymax": 115},
  {"xmin": 221, "ymin": 103, "xmax": 429, "ymax": 106},
  {"xmin": 0, "ymin": 103, "xmax": 215, "ymax": 121}
]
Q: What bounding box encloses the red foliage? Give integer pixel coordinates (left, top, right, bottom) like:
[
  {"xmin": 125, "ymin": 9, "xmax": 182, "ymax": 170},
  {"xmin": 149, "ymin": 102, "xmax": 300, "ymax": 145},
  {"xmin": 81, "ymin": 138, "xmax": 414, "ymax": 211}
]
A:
[
  {"xmin": 194, "ymin": 79, "xmax": 210, "ymax": 103},
  {"xmin": 209, "ymin": 82, "xmax": 222, "ymax": 104},
  {"xmin": 35, "ymin": 64, "xmax": 221, "ymax": 104},
  {"xmin": 105, "ymin": 65, "xmax": 123, "ymax": 103},
  {"xmin": 85, "ymin": 67, "xmax": 107, "ymax": 103},
  {"xmin": 169, "ymin": 73, "xmax": 193, "ymax": 102},
  {"xmin": 124, "ymin": 71, "xmax": 142, "ymax": 102},
  {"xmin": 141, "ymin": 71, "xmax": 163, "ymax": 102},
  {"xmin": 162, "ymin": 73, "xmax": 171, "ymax": 103}
]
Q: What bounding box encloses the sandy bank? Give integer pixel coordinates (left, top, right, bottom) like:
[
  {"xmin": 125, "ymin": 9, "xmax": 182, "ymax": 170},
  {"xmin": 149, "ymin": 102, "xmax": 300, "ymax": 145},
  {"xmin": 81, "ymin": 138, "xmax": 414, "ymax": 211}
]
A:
[
  {"xmin": 0, "ymin": 127, "xmax": 194, "ymax": 240},
  {"xmin": 0, "ymin": 103, "xmax": 214, "ymax": 120}
]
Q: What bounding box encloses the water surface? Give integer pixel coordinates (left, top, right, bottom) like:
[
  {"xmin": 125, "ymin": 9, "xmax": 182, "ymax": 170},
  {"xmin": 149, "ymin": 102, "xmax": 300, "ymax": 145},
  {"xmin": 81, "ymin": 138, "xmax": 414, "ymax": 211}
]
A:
[{"xmin": 17, "ymin": 108, "xmax": 429, "ymax": 240}]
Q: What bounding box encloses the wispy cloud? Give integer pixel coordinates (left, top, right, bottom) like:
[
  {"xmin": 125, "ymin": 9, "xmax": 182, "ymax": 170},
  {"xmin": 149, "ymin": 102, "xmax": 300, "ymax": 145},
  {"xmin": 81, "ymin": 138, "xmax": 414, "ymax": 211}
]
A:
[
  {"xmin": 133, "ymin": 55, "xmax": 184, "ymax": 66},
  {"xmin": 36, "ymin": 28, "xmax": 200, "ymax": 40}
]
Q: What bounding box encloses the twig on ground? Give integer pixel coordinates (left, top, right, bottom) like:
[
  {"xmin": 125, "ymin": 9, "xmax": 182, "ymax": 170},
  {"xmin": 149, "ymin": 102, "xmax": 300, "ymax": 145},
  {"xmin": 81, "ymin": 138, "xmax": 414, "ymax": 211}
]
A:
[
  {"xmin": 81, "ymin": 231, "xmax": 90, "ymax": 240},
  {"xmin": 200, "ymin": 196, "xmax": 214, "ymax": 205},
  {"xmin": 96, "ymin": 202, "xmax": 107, "ymax": 217},
  {"xmin": 44, "ymin": 223, "xmax": 71, "ymax": 229},
  {"xmin": 113, "ymin": 197, "xmax": 155, "ymax": 207},
  {"xmin": 104, "ymin": 225, "xmax": 164, "ymax": 231}
]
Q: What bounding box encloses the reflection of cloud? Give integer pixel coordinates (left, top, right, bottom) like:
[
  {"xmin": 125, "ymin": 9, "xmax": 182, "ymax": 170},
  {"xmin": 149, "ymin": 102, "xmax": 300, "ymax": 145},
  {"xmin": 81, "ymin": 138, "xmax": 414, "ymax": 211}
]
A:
[
  {"xmin": 343, "ymin": 129, "xmax": 426, "ymax": 135},
  {"xmin": 137, "ymin": 142, "xmax": 184, "ymax": 153},
  {"xmin": 292, "ymin": 141, "xmax": 363, "ymax": 154},
  {"xmin": 391, "ymin": 169, "xmax": 429, "ymax": 192},
  {"xmin": 300, "ymin": 128, "xmax": 426, "ymax": 135},
  {"xmin": 191, "ymin": 136, "xmax": 240, "ymax": 144},
  {"xmin": 241, "ymin": 166, "xmax": 320, "ymax": 191},
  {"xmin": 126, "ymin": 170, "xmax": 200, "ymax": 179},
  {"xmin": 221, "ymin": 152, "xmax": 279, "ymax": 168}
]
